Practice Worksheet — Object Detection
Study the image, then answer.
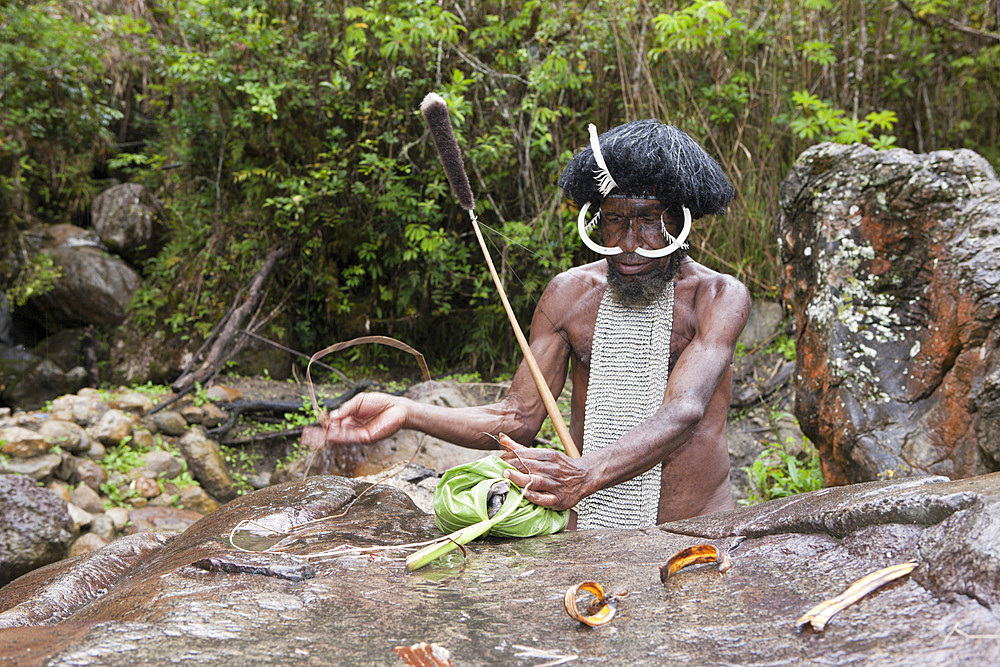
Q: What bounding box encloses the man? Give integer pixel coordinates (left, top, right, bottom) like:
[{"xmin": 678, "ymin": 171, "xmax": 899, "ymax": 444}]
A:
[{"xmin": 321, "ymin": 119, "xmax": 750, "ymax": 529}]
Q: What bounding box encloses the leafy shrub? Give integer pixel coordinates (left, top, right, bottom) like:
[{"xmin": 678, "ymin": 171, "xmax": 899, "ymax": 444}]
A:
[
  {"xmin": 3, "ymin": 0, "xmax": 997, "ymax": 377},
  {"xmin": 740, "ymin": 438, "xmax": 824, "ymax": 505}
]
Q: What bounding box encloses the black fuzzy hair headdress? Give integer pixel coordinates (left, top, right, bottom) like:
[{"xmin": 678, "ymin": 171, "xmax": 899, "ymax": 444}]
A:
[{"xmin": 558, "ymin": 119, "xmax": 734, "ymax": 219}]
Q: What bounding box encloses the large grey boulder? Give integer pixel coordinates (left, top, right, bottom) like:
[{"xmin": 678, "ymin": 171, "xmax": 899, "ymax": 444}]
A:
[
  {"xmin": 26, "ymin": 246, "xmax": 140, "ymax": 330},
  {"xmin": 0, "ymin": 473, "xmax": 997, "ymax": 664},
  {"xmin": 91, "ymin": 182, "xmax": 165, "ymax": 261},
  {"xmin": 1, "ymin": 358, "xmax": 88, "ymax": 412},
  {"xmin": 779, "ymin": 143, "xmax": 1000, "ymax": 485},
  {"xmin": 0, "ymin": 475, "xmax": 73, "ymax": 587}
]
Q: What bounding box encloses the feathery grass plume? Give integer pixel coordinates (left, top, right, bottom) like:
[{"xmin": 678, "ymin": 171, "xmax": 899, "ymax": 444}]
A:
[{"xmin": 420, "ymin": 93, "xmax": 475, "ymax": 211}]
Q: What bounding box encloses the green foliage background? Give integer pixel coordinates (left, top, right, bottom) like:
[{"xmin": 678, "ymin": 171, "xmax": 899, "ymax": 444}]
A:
[{"xmin": 2, "ymin": 0, "xmax": 997, "ymax": 379}]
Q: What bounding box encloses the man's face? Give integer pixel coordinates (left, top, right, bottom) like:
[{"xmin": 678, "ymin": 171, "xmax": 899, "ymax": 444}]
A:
[{"xmin": 600, "ymin": 197, "xmax": 685, "ymax": 307}]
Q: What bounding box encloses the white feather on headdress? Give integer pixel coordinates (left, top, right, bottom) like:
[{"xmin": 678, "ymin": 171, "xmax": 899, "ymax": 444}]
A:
[{"xmin": 588, "ymin": 123, "xmax": 619, "ymax": 197}]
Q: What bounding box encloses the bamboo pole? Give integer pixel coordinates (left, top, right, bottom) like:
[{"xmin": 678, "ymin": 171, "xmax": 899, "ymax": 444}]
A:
[
  {"xmin": 420, "ymin": 92, "xmax": 578, "ymax": 458},
  {"xmin": 469, "ymin": 212, "xmax": 580, "ymax": 459}
]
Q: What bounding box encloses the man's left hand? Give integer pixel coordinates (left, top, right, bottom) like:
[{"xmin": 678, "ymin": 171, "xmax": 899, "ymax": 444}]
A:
[{"xmin": 497, "ymin": 434, "xmax": 590, "ymax": 511}]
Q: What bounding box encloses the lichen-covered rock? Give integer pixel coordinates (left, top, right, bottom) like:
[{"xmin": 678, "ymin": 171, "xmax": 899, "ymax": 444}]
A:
[
  {"xmin": 0, "ymin": 475, "xmax": 73, "ymax": 587},
  {"xmin": 90, "ymin": 182, "xmax": 165, "ymax": 261},
  {"xmin": 779, "ymin": 143, "xmax": 1000, "ymax": 484}
]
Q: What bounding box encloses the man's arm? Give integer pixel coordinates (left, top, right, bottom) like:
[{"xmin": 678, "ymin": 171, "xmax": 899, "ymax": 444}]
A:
[
  {"xmin": 320, "ymin": 273, "xmax": 576, "ymax": 451},
  {"xmin": 501, "ymin": 274, "xmax": 751, "ymax": 508}
]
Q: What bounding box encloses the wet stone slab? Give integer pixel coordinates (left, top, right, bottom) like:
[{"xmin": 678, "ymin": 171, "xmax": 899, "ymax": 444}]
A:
[{"xmin": 1, "ymin": 473, "xmax": 998, "ymax": 665}]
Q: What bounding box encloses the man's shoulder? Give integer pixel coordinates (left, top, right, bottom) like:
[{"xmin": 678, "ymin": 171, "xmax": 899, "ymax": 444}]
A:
[
  {"xmin": 680, "ymin": 260, "xmax": 748, "ymax": 296},
  {"xmin": 680, "ymin": 260, "xmax": 751, "ymax": 321},
  {"xmin": 546, "ymin": 260, "xmax": 606, "ymax": 296}
]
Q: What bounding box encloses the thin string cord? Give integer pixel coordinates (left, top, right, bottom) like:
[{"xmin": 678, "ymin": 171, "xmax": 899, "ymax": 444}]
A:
[{"xmin": 477, "ymin": 221, "xmax": 581, "ymax": 351}]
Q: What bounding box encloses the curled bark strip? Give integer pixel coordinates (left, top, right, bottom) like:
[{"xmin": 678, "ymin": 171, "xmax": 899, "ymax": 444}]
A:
[
  {"xmin": 393, "ymin": 641, "xmax": 453, "ymax": 666},
  {"xmin": 796, "ymin": 561, "xmax": 918, "ymax": 633},
  {"xmin": 659, "ymin": 544, "xmax": 731, "ymax": 583},
  {"xmin": 563, "ymin": 581, "xmax": 622, "ymax": 627}
]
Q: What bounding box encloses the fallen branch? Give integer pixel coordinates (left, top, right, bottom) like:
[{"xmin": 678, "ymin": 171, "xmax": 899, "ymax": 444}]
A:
[
  {"xmin": 172, "ymin": 245, "xmax": 290, "ymax": 393},
  {"xmin": 730, "ymin": 359, "xmax": 795, "ymax": 409},
  {"xmin": 207, "ymin": 383, "xmax": 370, "ymax": 440}
]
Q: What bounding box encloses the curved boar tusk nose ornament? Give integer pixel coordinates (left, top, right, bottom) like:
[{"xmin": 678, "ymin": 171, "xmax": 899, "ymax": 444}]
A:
[
  {"xmin": 635, "ymin": 205, "xmax": 691, "ymax": 258},
  {"xmin": 578, "ymin": 202, "xmax": 692, "ymax": 258},
  {"xmin": 577, "ymin": 202, "xmax": 621, "ymax": 256}
]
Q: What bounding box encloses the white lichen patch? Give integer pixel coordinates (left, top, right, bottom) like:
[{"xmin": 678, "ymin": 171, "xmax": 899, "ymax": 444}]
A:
[{"xmin": 805, "ymin": 225, "xmax": 911, "ymax": 404}]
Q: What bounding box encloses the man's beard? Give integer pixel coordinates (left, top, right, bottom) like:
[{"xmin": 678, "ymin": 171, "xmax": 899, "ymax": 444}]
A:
[{"xmin": 606, "ymin": 249, "xmax": 686, "ymax": 309}]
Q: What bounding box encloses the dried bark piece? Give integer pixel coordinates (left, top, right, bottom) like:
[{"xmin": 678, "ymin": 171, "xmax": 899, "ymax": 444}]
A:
[
  {"xmin": 659, "ymin": 544, "xmax": 731, "ymax": 583},
  {"xmin": 393, "ymin": 641, "xmax": 453, "ymax": 666},
  {"xmin": 797, "ymin": 561, "xmax": 918, "ymax": 632},
  {"xmin": 563, "ymin": 581, "xmax": 625, "ymax": 627}
]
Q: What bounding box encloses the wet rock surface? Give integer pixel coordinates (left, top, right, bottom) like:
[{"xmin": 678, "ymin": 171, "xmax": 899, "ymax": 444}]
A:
[
  {"xmin": 0, "ymin": 475, "xmax": 73, "ymax": 587},
  {"xmin": 1, "ymin": 472, "xmax": 997, "ymax": 665},
  {"xmin": 27, "ymin": 246, "xmax": 140, "ymax": 330},
  {"xmin": 779, "ymin": 143, "xmax": 1000, "ymax": 484}
]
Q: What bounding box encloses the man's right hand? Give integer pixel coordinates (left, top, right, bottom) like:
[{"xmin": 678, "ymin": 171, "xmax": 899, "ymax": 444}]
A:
[{"xmin": 320, "ymin": 392, "xmax": 408, "ymax": 445}]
